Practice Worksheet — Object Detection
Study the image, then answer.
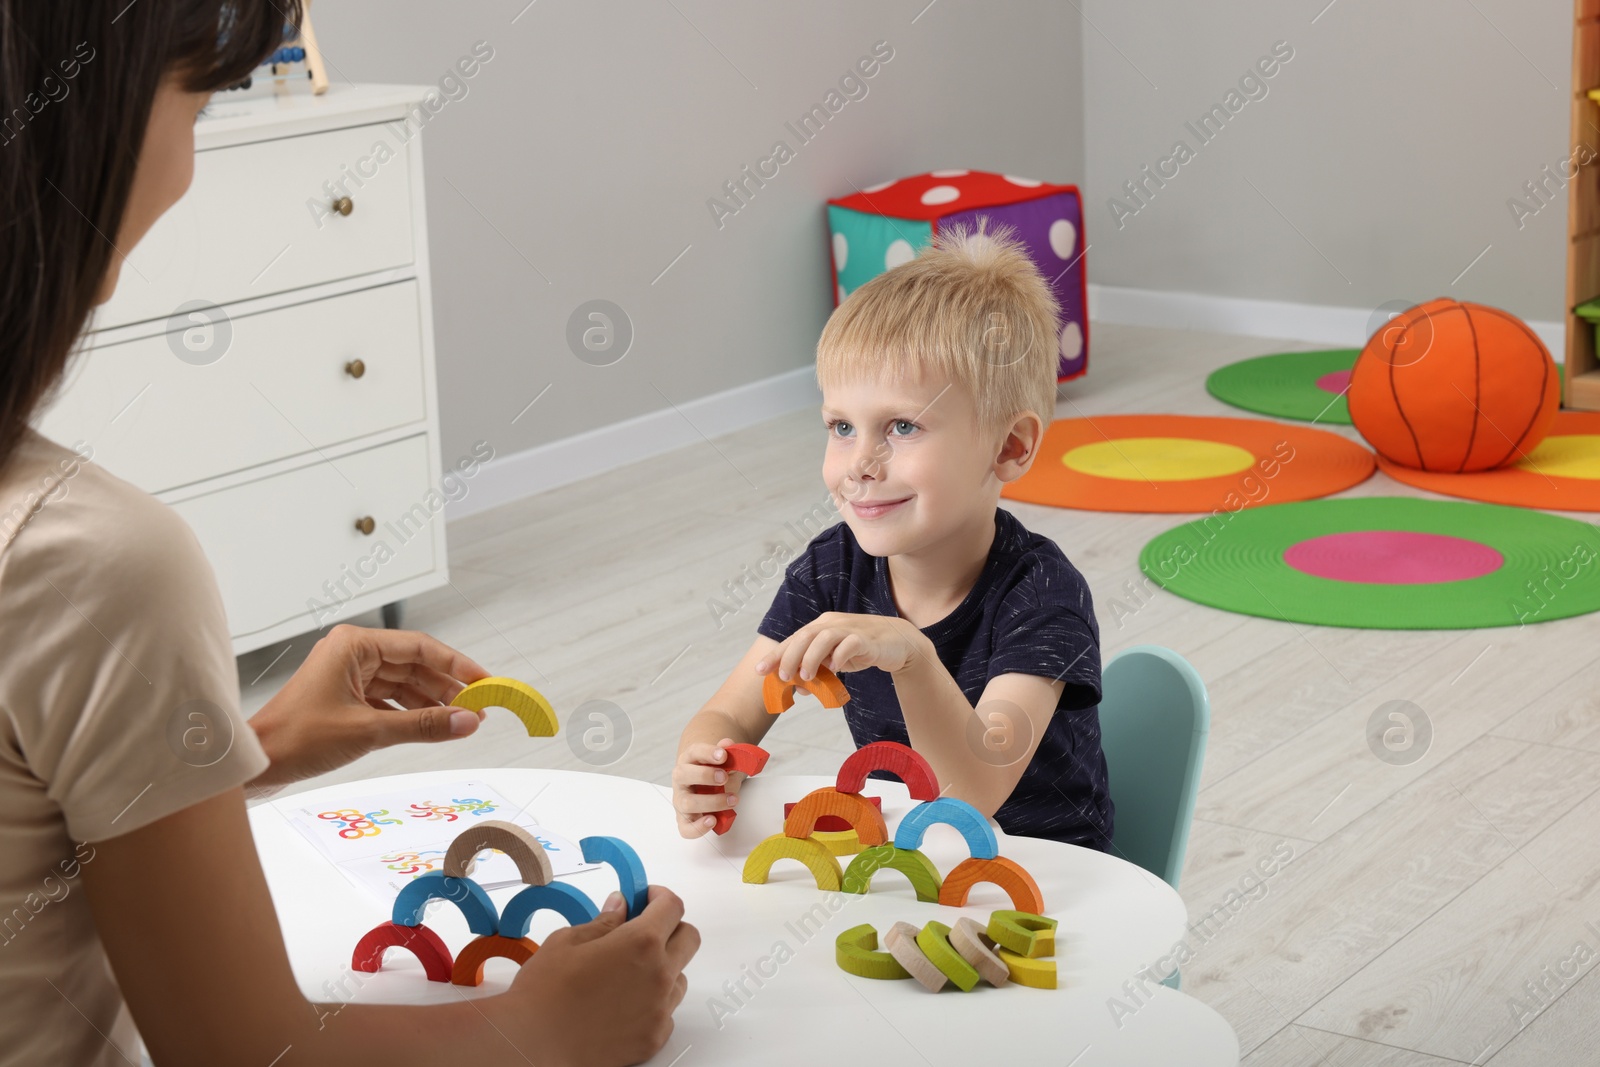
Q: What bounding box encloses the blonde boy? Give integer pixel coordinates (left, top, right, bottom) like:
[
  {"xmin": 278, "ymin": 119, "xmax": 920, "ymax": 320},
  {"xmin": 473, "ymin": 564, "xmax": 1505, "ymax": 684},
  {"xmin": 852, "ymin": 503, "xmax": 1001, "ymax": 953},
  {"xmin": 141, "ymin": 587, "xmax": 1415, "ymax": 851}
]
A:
[{"xmin": 672, "ymin": 220, "xmax": 1110, "ymax": 850}]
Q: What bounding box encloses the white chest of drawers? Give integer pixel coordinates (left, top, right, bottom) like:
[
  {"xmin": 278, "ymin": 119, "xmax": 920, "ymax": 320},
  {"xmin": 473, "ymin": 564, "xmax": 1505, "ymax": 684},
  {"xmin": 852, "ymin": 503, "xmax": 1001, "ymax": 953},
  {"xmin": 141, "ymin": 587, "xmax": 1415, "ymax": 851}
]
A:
[{"xmin": 34, "ymin": 84, "xmax": 451, "ymax": 654}]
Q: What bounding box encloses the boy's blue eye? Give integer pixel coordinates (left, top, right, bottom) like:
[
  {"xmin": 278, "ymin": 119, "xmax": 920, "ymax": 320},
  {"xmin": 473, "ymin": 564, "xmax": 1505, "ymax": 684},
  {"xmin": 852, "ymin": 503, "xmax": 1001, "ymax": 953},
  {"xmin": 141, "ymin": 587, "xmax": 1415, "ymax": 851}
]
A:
[
  {"xmin": 891, "ymin": 420, "xmax": 918, "ymax": 436},
  {"xmin": 831, "ymin": 421, "xmax": 855, "ymax": 438}
]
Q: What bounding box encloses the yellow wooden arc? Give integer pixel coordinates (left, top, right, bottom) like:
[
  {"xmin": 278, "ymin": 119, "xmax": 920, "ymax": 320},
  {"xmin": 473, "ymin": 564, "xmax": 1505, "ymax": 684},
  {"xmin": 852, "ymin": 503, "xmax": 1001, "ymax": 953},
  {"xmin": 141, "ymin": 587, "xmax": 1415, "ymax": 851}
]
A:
[
  {"xmin": 996, "ymin": 947, "xmax": 1057, "ymax": 989},
  {"xmin": 451, "ymin": 677, "xmax": 558, "ymax": 737},
  {"xmin": 741, "ymin": 833, "xmax": 842, "ymax": 890}
]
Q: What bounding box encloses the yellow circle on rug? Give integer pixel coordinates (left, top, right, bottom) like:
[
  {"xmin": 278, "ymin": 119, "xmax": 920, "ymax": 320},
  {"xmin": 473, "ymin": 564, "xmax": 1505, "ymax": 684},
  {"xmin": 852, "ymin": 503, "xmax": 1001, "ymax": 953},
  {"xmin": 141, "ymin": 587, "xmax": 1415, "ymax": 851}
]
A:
[
  {"xmin": 1514, "ymin": 434, "xmax": 1600, "ymax": 479},
  {"xmin": 1062, "ymin": 437, "xmax": 1257, "ymax": 482}
]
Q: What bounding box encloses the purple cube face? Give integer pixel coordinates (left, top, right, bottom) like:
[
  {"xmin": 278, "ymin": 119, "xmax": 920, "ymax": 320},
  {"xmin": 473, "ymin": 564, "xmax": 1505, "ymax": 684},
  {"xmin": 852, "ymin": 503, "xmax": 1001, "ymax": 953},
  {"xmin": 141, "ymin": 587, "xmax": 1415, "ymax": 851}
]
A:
[{"xmin": 941, "ymin": 191, "xmax": 1087, "ymax": 380}]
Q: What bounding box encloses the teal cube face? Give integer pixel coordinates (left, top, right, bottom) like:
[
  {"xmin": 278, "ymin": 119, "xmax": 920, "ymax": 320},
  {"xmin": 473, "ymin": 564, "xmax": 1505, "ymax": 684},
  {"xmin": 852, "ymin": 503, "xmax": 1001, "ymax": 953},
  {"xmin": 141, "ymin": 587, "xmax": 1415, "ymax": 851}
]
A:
[{"xmin": 827, "ymin": 205, "xmax": 933, "ymax": 304}]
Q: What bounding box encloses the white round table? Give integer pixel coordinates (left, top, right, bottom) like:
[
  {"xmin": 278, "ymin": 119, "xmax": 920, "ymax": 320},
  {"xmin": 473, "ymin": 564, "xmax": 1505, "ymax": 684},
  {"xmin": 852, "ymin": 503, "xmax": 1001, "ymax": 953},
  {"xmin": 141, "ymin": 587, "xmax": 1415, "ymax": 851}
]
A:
[{"xmin": 250, "ymin": 769, "xmax": 1238, "ymax": 1065}]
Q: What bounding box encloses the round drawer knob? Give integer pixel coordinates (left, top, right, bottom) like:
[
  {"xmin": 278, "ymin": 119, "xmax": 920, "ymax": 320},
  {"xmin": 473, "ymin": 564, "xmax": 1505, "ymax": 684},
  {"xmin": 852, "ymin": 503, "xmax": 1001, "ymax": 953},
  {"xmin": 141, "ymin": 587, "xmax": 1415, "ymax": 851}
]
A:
[
  {"xmin": 332, "ymin": 196, "xmax": 354, "ymax": 217},
  {"xmin": 355, "ymin": 516, "xmax": 376, "ymax": 536},
  {"xmin": 345, "ymin": 359, "xmax": 366, "ymax": 379}
]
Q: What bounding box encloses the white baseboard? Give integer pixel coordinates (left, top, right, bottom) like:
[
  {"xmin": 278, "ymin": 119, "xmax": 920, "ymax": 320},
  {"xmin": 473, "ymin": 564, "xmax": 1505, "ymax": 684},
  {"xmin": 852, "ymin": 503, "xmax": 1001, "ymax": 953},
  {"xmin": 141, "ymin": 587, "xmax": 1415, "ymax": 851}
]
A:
[
  {"xmin": 1088, "ymin": 283, "xmax": 1566, "ymax": 360},
  {"xmin": 450, "ymin": 365, "xmax": 822, "ymax": 521}
]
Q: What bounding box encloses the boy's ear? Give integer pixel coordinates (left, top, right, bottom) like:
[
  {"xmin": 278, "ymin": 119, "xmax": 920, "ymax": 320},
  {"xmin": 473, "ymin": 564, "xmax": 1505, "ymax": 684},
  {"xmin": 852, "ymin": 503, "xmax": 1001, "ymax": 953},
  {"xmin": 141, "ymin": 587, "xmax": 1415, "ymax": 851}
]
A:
[{"xmin": 994, "ymin": 411, "xmax": 1044, "ymax": 484}]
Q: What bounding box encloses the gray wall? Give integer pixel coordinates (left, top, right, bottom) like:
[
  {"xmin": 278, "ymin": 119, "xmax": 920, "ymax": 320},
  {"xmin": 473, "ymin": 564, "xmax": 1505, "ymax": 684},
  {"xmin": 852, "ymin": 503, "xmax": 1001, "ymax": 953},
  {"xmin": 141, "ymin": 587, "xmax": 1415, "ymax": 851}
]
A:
[
  {"xmin": 309, "ymin": 1, "xmax": 1087, "ymax": 460},
  {"xmin": 1081, "ymin": 0, "xmax": 1574, "ymax": 326}
]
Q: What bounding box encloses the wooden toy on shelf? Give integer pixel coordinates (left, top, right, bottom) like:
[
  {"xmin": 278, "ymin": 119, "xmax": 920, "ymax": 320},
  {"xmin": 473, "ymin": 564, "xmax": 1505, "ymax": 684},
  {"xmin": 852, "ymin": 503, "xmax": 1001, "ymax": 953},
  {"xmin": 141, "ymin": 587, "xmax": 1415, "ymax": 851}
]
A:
[
  {"xmin": 893, "ymin": 797, "xmax": 999, "ymax": 860},
  {"xmin": 351, "ymin": 920, "xmax": 453, "ymax": 983},
  {"xmin": 451, "ymin": 934, "xmax": 540, "ymax": 987},
  {"xmin": 450, "ymin": 677, "xmax": 559, "ymax": 737},
  {"xmin": 579, "ymin": 836, "xmax": 649, "ymax": 919},
  {"xmin": 835, "ymin": 741, "xmax": 940, "ymax": 801},
  {"xmin": 985, "ymin": 910, "xmax": 1058, "ymax": 958},
  {"xmin": 782, "ymin": 787, "xmax": 888, "ymax": 846},
  {"xmin": 783, "ymin": 793, "xmax": 881, "ymax": 832},
  {"xmin": 742, "ymin": 833, "xmax": 844, "ymax": 890},
  {"xmin": 915, "ymin": 921, "xmax": 981, "ymax": 992},
  {"xmin": 442, "ymin": 819, "xmax": 553, "ymax": 883},
  {"xmin": 391, "ymin": 871, "xmax": 499, "ymax": 935},
  {"xmin": 835, "ymin": 923, "xmax": 912, "ymax": 981},
  {"xmin": 938, "ymin": 857, "xmax": 1045, "ymax": 914},
  {"xmin": 840, "ymin": 845, "xmax": 942, "ymax": 901},
  {"xmin": 499, "ymin": 882, "xmax": 600, "ymax": 937},
  {"xmin": 949, "ymin": 917, "xmax": 1009, "ymax": 988},
  {"xmin": 996, "ymin": 948, "xmax": 1057, "ymax": 989},
  {"xmin": 693, "ymin": 742, "xmax": 770, "ymax": 836},
  {"xmin": 763, "ymin": 666, "xmax": 850, "ymax": 715},
  {"xmin": 883, "ymin": 920, "xmax": 947, "ymax": 993}
]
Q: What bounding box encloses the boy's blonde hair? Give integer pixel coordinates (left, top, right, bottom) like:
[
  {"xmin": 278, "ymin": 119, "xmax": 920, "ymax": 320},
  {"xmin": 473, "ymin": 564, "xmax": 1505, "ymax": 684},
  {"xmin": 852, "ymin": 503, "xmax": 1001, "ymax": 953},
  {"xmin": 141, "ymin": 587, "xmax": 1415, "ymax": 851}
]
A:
[{"xmin": 817, "ymin": 217, "xmax": 1060, "ymax": 434}]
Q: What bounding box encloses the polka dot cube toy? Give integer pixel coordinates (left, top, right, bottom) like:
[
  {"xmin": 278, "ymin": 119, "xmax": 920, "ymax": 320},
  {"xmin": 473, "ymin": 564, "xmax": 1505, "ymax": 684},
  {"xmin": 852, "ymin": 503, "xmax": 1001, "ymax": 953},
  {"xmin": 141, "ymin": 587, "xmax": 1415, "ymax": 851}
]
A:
[{"xmin": 826, "ymin": 170, "xmax": 1089, "ymax": 380}]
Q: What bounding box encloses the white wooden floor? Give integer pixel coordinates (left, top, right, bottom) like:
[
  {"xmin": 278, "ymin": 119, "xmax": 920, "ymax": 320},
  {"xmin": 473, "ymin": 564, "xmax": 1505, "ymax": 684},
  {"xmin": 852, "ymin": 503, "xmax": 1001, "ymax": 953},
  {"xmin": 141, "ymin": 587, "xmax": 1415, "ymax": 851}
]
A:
[{"xmin": 239, "ymin": 322, "xmax": 1600, "ymax": 1064}]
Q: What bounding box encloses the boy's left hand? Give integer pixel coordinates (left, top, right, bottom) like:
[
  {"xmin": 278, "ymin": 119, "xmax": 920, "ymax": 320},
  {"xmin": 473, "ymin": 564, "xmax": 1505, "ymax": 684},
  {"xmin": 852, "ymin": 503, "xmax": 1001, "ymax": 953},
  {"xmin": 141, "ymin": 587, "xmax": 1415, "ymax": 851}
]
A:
[{"xmin": 756, "ymin": 611, "xmax": 930, "ymax": 681}]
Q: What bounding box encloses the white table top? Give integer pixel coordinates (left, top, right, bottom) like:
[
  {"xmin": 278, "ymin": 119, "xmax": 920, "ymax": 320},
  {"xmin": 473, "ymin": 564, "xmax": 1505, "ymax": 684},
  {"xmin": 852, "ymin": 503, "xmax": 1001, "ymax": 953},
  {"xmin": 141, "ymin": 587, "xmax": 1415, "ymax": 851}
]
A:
[{"xmin": 250, "ymin": 768, "xmax": 1238, "ymax": 1066}]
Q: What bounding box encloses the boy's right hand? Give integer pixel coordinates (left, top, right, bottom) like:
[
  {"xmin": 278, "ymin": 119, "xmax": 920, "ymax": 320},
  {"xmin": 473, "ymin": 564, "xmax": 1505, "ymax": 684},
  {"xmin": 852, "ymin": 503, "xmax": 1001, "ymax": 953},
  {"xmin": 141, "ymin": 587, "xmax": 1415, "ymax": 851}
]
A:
[
  {"xmin": 501, "ymin": 885, "xmax": 699, "ymax": 1067},
  {"xmin": 672, "ymin": 736, "xmax": 743, "ymax": 838}
]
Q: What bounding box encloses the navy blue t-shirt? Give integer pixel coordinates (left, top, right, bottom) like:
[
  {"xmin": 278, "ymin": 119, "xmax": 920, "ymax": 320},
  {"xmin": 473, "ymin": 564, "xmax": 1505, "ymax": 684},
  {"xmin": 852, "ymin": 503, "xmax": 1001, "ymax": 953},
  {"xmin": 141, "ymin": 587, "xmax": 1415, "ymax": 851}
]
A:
[{"xmin": 756, "ymin": 507, "xmax": 1112, "ymax": 852}]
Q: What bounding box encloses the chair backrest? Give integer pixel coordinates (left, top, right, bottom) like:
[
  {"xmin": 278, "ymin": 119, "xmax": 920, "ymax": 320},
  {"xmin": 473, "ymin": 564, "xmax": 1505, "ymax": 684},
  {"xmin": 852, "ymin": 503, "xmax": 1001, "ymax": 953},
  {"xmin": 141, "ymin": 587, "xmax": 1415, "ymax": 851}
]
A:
[{"xmin": 1098, "ymin": 645, "xmax": 1210, "ymax": 890}]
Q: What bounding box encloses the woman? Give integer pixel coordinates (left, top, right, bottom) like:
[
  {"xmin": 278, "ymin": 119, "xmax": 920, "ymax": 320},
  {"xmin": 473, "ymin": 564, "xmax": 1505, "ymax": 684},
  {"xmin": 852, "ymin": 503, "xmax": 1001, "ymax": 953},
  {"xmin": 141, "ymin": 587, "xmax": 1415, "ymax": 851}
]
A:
[{"xmin": 0, "ymin": 3, "xmax": 697, "ymax": 1065}]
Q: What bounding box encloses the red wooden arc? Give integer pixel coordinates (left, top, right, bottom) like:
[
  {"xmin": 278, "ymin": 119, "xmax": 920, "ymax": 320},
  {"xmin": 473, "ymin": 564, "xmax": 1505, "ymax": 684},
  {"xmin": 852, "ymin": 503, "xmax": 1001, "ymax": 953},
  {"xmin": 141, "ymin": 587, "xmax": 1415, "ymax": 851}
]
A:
[
  {"xmin": 783, "ymin": 787, "xmax": 887, "ymax": 846},
  {"xmin": 351, "ymin": 921, "xmax": 453, "ymax": 983},
  {"xmin": 936, "ymin": 856, "xmax": 1045, "ymax": 914},
  {"xmin": 451, "ymin": 934, "xmax": 540, "ymax": 986},
  {"xmin": 693, "ymin": 743, "xmax": 771, "ymax": 835},
  {"xmin": 835, "ymin": 741, "xmax": 939, "ymax": 801}
]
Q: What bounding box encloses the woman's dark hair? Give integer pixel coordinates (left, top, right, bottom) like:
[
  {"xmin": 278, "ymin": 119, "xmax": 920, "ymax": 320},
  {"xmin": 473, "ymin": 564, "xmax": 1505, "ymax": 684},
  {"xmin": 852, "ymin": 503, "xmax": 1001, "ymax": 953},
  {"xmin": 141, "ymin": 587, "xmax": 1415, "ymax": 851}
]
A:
[{"xmin": 0, "ymin": 0, "xmax": 302, "ymax": 469}]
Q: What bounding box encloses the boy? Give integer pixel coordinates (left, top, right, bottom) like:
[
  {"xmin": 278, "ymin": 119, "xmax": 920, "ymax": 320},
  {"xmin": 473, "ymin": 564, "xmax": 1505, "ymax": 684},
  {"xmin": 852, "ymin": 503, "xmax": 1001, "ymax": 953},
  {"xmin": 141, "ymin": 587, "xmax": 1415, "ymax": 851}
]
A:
[{"xmin": 671, "ymin": 220, "xmax": 1110, "ymax": 851}]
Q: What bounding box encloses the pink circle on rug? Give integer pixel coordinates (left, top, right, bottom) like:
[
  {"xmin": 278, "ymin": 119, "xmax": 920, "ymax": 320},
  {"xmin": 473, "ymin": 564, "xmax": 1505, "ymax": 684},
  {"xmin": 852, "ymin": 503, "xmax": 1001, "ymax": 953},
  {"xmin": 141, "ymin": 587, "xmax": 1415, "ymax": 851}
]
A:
[
  {"xmin": 1315, "ymin": 370, "xmax": 1352, "ymax": 394},
  {"xmin": 1284, "ymin": 531, "xmax": 1503, "ymax": 584}
]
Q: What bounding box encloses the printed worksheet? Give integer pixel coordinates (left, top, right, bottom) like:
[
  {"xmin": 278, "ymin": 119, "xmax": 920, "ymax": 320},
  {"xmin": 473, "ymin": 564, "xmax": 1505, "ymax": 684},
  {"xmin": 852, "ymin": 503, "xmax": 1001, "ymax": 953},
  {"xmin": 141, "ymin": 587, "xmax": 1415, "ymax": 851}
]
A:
[{"xmin": 279, "ymin": 780, "xmax": 597, "ymax": 899}]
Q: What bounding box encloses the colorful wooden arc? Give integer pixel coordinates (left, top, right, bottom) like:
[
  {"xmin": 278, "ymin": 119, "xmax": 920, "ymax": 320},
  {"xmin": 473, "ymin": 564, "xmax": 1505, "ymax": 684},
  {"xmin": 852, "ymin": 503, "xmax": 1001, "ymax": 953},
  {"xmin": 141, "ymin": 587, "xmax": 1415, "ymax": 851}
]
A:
[
  {"xmin": 450, "ymin": 676, "xmax": 558, "ymax": 737},
  {"xmin": 763, "ymin": 667, "xmax": 850, "ymax": 715},
  {"xmin": 696, "ymin": 742, "xmax": 770, "ymax": 836},
  {"xmin": 835, "ymin": 923, "xmax": 911, "ymax": 981},
  {"xmin": 579, "ymin": 835, "xmax": 649, "ymax": 919},
  {"xmin": 451, "ymin": 935, "xmax": 540, "ymax": 986},
  {"xmin": 949, "ymin": 917, "xmax": 1009, "ymax": 988},
  {"xmin": 782, "ymin": 787, "xmax": 888, "ymax": 846},
  {"xmin": 915, "ymin": 921, "xmax": 981, "ymax": 992},
  {"xmin": 986, "ymin": 910, "xmax": 1058, "ymax": 958},
  {"xmin": 784, "ymin": 793, "xmax": 880, "ymax": 833},
  {"xmin": 812, "ymin": 828, "xmax": 865, "ymax": 856},
  {"xmin": 882, "ymin": 920, "xmax": 946, "ymax": 993},
  {"xmin": 742, "ymin": 833, "xmax": 843, "ymax": 890},
  {"xmin": 937, "ymin": 857, "xmax": 1045, "ymax": 914},
  {"xmin": 996, "ymin": 947, "xmax": 1057, "ymax": 989},
  {"xmin": 442, "ymin": 819, "xmax": 553, "ymax": 883},
  {"xmin": 835, "ymin": 741, "xmax": 940, "ymax": 801},
  {"xmin": 840, "ymin": 845, "xmax": 942, "ymax": 901},
  {"xmin": 351, "ymin": 921, "xmax": 453, "ymax": 983},
  {"xmin": 391, "ymin": 872, "xmax": 499, "ymax": 935},
  {"xmin": 892, "ymin": 797, "xmax": 998, "ymax": 860},
  {"xmin": 498, "ymin": 882, "xmax": 600, "ymax": 937}
]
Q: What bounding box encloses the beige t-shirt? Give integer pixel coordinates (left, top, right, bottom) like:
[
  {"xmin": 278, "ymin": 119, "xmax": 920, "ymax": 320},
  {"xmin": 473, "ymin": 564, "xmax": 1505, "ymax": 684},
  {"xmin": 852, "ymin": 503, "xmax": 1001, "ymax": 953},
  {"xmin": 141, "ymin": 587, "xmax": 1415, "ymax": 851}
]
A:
[{"xmin": 0, "ymin": 427, "xmax": 268, "ymax": 1066}]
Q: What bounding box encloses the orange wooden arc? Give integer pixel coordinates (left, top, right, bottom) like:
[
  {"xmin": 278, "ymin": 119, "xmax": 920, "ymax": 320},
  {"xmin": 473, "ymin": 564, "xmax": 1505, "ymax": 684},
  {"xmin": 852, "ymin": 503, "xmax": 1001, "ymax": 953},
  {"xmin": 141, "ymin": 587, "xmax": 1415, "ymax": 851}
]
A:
[
  {"xmin": 351, "ymin": 921, "xmax": 453, "ymax": 983},
  {"xmin": 450, "ymin": 934, "xmax": 540, "ymax": 986},
  {"xmin": 936, "ymin": 856, "xmax": 1045, "ymax": 914},
  {"xmin": 782, "ymin": 787, "xmax": 887, "ymax": 846},
  {"xmin": 763, "ymin": 668, "xmax": 850, "ymax": 715},
  {"xmin": 835, "ymin": 741, "xmax": 939, "ymax": 801}
]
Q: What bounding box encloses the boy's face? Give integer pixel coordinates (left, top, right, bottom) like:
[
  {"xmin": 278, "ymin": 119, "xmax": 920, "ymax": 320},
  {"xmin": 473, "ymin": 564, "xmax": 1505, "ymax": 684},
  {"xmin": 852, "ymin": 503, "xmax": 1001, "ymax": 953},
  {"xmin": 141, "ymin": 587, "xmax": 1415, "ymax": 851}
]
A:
[{"xmin": 821, "ymin": 370, "xmax": 1002, "ymax": 558}]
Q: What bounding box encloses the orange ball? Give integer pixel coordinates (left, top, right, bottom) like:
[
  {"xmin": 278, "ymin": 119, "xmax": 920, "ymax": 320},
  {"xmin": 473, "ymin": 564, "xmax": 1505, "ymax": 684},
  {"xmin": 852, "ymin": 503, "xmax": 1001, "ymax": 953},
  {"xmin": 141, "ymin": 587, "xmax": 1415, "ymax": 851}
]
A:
[{"xmin": 1348, "ymin": 298, "xmax": 1559, "ymax": 472}]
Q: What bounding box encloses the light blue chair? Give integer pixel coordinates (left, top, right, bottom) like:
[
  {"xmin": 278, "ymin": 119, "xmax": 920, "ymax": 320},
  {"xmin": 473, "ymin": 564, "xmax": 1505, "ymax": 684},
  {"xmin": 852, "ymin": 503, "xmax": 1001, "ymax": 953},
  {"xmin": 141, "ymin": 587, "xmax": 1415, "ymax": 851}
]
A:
[{"xmin": 1098, "ymin": 645, "xmax": 1210, "ymax": 989}]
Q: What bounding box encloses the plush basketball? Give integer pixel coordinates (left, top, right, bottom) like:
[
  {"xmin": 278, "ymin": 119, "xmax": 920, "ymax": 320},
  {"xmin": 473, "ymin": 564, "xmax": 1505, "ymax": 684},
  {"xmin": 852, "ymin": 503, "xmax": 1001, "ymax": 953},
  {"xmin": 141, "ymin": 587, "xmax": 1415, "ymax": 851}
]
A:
[{"xmin": 1348, "ymin": 298, "xmax": 1560, "ymax": 472}]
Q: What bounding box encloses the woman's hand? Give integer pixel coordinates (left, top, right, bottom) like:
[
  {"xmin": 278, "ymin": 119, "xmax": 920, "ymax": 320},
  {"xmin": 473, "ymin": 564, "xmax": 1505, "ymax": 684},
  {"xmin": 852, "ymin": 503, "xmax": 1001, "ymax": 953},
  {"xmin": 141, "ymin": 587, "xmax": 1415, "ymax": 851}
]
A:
[
  {"xmin": 755, "ymin": 611, "xmax": 930, "ymax": 681},
  {"xmin": 247, "ymin": 624, "xmax": 493, "ymax": 787},
  {"xmin": 494, "ymin": 885, "xmax": 699, "ymax": 1067}
]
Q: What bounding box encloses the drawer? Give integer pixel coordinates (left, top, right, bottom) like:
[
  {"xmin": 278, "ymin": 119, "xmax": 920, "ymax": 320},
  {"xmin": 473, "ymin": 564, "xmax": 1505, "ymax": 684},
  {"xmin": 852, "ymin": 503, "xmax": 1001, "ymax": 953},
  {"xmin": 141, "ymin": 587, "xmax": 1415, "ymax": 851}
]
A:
[
  {"xmin": 173, "ymin": 434, "xmax": 439, "ymax": 637},
  {"xmin": 38, "ymin": 281, "xmax": 426, "ymax": 493},
  {"xmin": 96, "ymin": 122, "xmax": 415, "ymax": 329}
]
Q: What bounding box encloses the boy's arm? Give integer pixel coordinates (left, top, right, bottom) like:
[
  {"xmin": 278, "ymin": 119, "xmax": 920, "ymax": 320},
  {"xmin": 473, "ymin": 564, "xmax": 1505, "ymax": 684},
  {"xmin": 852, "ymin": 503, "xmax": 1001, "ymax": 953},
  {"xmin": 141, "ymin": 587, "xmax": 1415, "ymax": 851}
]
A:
[
  {"xmin": 672, "ymin": 636, "xmax": 782, "ymax": 836},
  {"xmin": 891, "ymin": 652, "xmax": 1062, "ymax": 815}
]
